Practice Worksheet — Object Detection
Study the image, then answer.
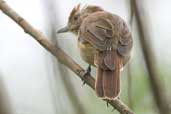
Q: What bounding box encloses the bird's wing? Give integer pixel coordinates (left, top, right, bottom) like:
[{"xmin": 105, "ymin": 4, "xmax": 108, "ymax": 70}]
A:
[
  {"xmin": 83, "ymin": 18, "xmax": 114, "ymax": 51},
  {"xmin": 117, "ymin": 22, "xmax": 133, "ymax": 57},
  {"xmin": 81, "ymin": 17, "xmax": 116, "ymax": 70},
  {"xmin": 82, "ymin": 16, "xmax": 132, "ymax": 69}
]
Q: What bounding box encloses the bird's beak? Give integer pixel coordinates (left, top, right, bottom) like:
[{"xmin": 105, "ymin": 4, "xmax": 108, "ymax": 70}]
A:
[{"xmin": 57, "ymin": 26, "xmax": 69, "ymax": 33}]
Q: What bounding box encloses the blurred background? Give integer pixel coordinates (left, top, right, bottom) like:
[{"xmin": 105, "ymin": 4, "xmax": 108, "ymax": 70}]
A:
[{"xmin": 0, "ymin": 0, "xmax": 171, "ymax": 114}]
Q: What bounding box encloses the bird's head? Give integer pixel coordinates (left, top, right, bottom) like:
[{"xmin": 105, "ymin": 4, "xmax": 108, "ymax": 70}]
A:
[{"xmin": 57, "ymin": 4, "xmax": 103, "ymax": 35}]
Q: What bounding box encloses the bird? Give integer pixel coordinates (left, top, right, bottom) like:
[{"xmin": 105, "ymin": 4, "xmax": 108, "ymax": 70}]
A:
[{"xmin": 57, "ymin": 4, "xmax": 133, "ymax": 100}]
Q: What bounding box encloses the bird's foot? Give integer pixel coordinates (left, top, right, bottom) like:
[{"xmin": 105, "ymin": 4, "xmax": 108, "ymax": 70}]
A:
[
  {"xmin": 118, "ymin": 96, "xmax": 120, "ymax": 99},
  {"xmin": 106, "ymin": 99, "xmax": 110, "ymax": 107},
  {"xmin": 111, "ymin": 97, "xmax": 120, "ymax": 111},
  {"xmin": 82, "ymin": 65, "xmax": 91, "ymax": 86},
  {"xmin": 106, "ymin": 99, "xmax": 116, "ymax": 111}
]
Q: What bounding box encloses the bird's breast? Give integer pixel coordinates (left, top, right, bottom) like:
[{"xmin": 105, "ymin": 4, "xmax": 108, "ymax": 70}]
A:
[{"xmin": 78, "ymin": 41, "xmax": 96, "ymax": 66}]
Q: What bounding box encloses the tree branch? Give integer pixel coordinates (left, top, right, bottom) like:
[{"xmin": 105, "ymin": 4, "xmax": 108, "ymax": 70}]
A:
[{"xmin": 0, "ymin": 1, "xmax": 134, "ymax": 114}]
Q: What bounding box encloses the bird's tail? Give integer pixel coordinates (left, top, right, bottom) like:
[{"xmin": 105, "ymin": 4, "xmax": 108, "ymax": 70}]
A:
[{"xmin": 95, "ymin": 50, "xmax": 121, "ymax": 100}]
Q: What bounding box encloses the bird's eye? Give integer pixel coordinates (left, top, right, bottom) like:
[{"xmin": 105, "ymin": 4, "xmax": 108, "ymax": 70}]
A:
[{"xmin": 74, "ymin": 16, "xmax": 78, "ymax": 20}]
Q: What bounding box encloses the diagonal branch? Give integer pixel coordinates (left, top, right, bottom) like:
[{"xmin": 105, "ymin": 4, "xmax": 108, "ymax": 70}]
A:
[{"xmin": 0, "ymin": 1, "xmax": 134, "ymax": 114}]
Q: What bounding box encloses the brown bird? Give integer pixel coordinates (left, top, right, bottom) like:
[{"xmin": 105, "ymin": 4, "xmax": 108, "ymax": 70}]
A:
[{"xmin": 57, "ymin": 4, "xmax": 133, "ymax": 100}]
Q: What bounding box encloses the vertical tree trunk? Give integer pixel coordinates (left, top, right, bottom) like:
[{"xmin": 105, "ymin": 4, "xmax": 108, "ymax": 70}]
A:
[
  {"xmin": 132, "ymin": 1, "xmax": 171, "ymax": 114},
  {"xmin": 43, "ymin": 1, "xmax": 86, "ymax": 114}
]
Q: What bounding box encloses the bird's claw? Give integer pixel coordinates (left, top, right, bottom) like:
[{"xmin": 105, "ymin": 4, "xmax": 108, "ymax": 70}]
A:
[
  {"xmin": 82, "ymin": 65, "xmax": 91, "ymax": 86},
  {"xmin": 106, "ymin": 99, "xmax": 116, "ymax": 111},
  {"xmin": 106, "ymin": 100, "xmax": 109, "ymax": 107},
  {"xmin": 106, "ymin": 99, "xmax": 111, "ymax": 107}
]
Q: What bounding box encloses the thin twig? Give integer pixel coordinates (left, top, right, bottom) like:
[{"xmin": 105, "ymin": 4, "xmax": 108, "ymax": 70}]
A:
[
  {"xmin": 127, "ymin": 0, "xmax": 134, "ymax": 110},
  {"xmin": 132, "ymin": 0, "xmax": 171, "ymax": 114},
  {"xmin": 129, "ymin": 0, "xmax": 134, "ymax": 25},
  {"xmin": 0, "ymin": 1, "xmax": 134, "ymax": 114},
  {"xmin": 0, "ymin": 73, "xmax": 13, "ymax": 114}
]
